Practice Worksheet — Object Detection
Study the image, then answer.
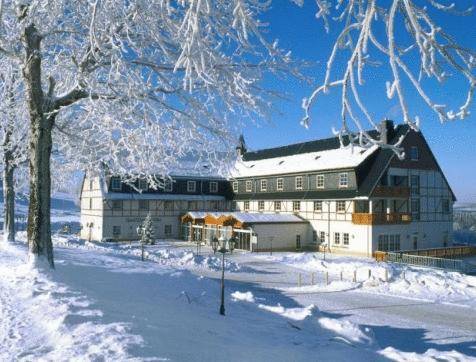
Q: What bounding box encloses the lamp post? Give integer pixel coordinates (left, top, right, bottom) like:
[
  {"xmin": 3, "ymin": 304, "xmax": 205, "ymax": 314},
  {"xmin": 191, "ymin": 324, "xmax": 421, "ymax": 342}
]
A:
[{"xmin": 211, "ymin": 236, "xmax": 235, "ymax": 316}]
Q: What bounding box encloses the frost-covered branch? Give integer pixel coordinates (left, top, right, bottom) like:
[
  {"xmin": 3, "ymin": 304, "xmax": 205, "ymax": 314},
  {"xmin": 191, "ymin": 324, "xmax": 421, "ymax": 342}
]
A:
[{"xmin": 300, "ymin": 0, "xmax": 475, "ymax": 157}]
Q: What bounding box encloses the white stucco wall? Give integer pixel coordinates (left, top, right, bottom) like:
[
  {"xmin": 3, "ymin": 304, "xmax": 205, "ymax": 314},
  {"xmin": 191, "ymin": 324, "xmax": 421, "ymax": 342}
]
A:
[{"xmin": 251, "ymin": 223, "xmax": 311, "ymax": 251}]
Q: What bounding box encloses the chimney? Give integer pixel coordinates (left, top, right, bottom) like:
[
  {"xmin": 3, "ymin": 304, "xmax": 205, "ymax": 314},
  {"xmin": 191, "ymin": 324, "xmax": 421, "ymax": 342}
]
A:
[
  {"xmin": 379, "ymin": 119, "xmax": 394, "ymax": 144},
  {"xmin": 236, "ymin": 134, "xmax": 247, "ymax": 157}
]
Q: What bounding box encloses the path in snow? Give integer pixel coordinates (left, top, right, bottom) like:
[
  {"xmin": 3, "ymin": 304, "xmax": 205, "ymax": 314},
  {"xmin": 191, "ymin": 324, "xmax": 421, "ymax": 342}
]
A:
[
  {"xmin": 0, "ymin": 244, "xmax": 143, "ymax": 361},
  {"xmin": 192, "ymin": 250, "xmax": 476, "ymax": 358}
]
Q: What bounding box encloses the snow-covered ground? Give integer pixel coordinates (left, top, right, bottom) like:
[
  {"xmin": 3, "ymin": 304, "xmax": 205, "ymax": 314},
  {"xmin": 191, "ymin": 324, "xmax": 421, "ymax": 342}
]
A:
[
  {"xmin": 1, "ymin": 202, "xmax": 475, "ymax": 360},
  {"xmin": 1, "ymin": 238, "xmax": 384, "ymax": 361},
  {"xmin": 254, "ymin": 253, "xmax": 476, "ymax": 308}
]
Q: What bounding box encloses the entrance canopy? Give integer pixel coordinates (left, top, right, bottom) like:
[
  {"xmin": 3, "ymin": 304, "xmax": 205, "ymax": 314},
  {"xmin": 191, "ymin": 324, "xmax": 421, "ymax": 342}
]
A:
[{"xmin": 181, "ymin": 211, "xmax": 307, "ymax": 229}]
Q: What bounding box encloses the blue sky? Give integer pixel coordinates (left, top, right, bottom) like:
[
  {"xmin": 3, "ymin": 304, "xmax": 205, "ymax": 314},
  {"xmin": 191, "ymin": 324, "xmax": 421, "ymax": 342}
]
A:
[{"xmin": 240, "ymin": 1, "xmax": 475, "ymax": 203}]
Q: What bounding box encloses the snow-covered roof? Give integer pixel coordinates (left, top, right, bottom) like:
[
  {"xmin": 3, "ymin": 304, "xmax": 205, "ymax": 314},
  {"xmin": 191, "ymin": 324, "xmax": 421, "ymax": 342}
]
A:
[
  {"xmin": 186, "ymin": 211, "xmax": 222, "ymax": 219},
  {"xmin": 183, "ymin": 211, "xmax": 307, "ymax": 224},
  {"xmin": 231, "ymin": 212, "xmax": 307, "ymax": 224},
  {"xmin": 230, "ymin": 145, "xmax": 379, "ymax": 178},
  {"xmin": 104, "ymin": 193, "xmax": 225, "ymax": 201}
]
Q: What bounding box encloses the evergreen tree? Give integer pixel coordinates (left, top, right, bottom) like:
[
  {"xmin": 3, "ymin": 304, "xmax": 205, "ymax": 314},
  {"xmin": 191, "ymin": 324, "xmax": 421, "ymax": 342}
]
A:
[{"xmin": 140, "ymin": 213, "xmax": 155, "ymax": 246}]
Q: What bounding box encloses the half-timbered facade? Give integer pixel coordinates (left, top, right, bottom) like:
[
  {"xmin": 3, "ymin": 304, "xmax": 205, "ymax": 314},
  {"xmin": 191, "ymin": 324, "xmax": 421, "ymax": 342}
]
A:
[{"xmin": 80, "ymin": 120, "xmax": 455, "ymax": 256}]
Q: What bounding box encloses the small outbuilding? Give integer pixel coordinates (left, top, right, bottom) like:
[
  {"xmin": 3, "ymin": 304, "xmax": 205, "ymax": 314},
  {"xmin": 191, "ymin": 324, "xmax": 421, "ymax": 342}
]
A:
[{"xmin": 181, "ymin": 212, "xmax": 310, "ymax": 251}]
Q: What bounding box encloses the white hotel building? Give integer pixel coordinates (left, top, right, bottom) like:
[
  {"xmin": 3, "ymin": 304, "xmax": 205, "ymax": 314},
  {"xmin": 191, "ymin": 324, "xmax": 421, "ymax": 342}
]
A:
[{"xmin": 80, "ymin": 120, "xmax": 455, "ymax": 256}]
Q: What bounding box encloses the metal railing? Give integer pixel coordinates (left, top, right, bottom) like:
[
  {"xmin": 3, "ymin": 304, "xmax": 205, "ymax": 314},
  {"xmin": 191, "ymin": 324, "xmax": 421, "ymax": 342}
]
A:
[{"xmin": 380, "ymin": 251, "xmax": 474, "ymax": 273}]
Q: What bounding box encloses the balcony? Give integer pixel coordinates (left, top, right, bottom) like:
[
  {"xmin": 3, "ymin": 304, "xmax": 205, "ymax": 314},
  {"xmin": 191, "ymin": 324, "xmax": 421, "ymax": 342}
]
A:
[
  {"xmin": 372, "ymin": 186, "xmax": 410, "ymax": 198},
  {"xmin": 352, "ymin": 213, "xmax": 412, "ymax": 225}
]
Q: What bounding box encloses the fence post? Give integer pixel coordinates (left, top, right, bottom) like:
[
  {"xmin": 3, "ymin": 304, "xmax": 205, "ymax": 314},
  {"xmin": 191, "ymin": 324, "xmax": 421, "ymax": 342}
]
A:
[
  {"xmin": 326, "ymin": 271, "xmax": 329, "ymax": 285},
  {"xmin": 402, "ymin": 270, "xmax": 406, "ymax": 281},
  {"xmin": 298, "ymin": 273, "xmax": 302, "ymax": 287},
  {"xmin": 384, "ymin": 268, "xmax": 388, "ymax": 282},
  {"xmin": 353, "ymin": 270, "xmax": 357, "ymax": 283},
  {"xmin": 368, "ymin": 269, "xmax": 371, "ymax": 279},
  {"xmin": 311, "ymin": 273, "xmax": 315, "ymax": 285},
  {"xmin": 340, "ymin": 271, "xmax": 343, "ymax": 281}
]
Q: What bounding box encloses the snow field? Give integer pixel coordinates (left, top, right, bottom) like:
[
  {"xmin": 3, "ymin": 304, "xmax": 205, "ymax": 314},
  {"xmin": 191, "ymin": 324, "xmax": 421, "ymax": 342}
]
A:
[
  {"xmin": 0, "ymin": 244, "xmax": 142, "ymax": 361},
  {"xmin": 51, "ymin": 234, "xmax": 241, "ymax": 272},
  {"xmin": 257, "ymin": 253, "xmax": 476, "ymax": 308}
]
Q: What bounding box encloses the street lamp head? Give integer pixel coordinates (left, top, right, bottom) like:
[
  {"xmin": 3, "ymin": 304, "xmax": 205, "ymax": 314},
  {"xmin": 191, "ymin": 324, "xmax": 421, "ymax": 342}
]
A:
[
  {"xmin": 211, "ymin": 236, "xmax": 219, "ymax": 252},
  {"xmin": 228, "ymin": 236, "xmax": 236, "ymax": 252}
]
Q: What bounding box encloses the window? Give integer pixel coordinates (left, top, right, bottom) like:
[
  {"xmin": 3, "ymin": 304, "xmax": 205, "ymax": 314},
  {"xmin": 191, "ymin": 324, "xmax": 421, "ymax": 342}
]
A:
[
  {"xmin": 295, "ymin": 176, "xmax": 303, "ymax": 190},
  {"xmin": 138, "ymin": 179, "xmax": 148, "ymax": 191},
  {"xmin": 244, "ymin": 201, "xmax": 250, "ymax": 211},
  {"xmin": 113, "ymin": 226, "xmax": 121, "ymax": 236},
  {"xmin": 210, "ymin": 200, "xmax": 219, "ymax": 211},
  {"xmin": 378, "ymin": 234, "xmax": 401, "ymax": 251},
  {"xmin": 442, "ymin": 199, "xmax": 450, "ymax": 214},
  {"xmin": 232, "ymin": 181, "xmax": 238, "ymax": 192},
  {"xmin": 188, "ymin": 201, "xmax": 198, "ymax": 211},
  {"xmin": 343, "ymin": 233, "xmax": 349, "ymax": 246},
  {"xmin": 312, "ymin": 231, "xmax": 318, "ymax": 243},
  {"xmin": 258, "ymin": 201, "xmax": 265, "ymax": 211},
  {"xmin": 274, "ymin": 201, "xmax": 281, "ymax": 212},
  {"xmin": 164, "ymin": 179, "xmax": 173, "ymax": 192},
  {"xmin": 410, "ymin": 146, "xmax": 419, "ymax": 161},
  {"xmin": 411, "ymin": 198, "xmax": 420, "ymax": 221},
  {"xmin": 112, "ymin": 200, "xmax": 122, "ymax": 210},
  {"xmin": 260, "ymin": 179, "xmax": 267, "ymax": 192},
  {"xmin": 334, "ymin": 232, "xmax": 340, "ymax": 245},
  {"xmin": 293, "ymin": 201, "xmax": 300, "ymax": 212},
  {"xmin": 187, "ymin": 180, "xmax": 196, "ymax": 192},
  {"xmin": 209, "ymin": 181, "xmax": 218, "ymax": 193},
  {"xmin": 246, "ymin": 180, "xmax": 253, "ymax": 192},
  {"xmin": 339, "ymin": 173, "xmax": 348, "ymax": 188},
  {"xmin": 378, "ymin": 235, "xmax": 385, "ymax": 251},
  {"xmin": 389, "ymin": 235, "xmax": 395, "ymax": 251},
  {"xmin": 336, "ymin": 201, "xmax": 346, "ymax": 213},
  {"xmin": 319, "ymin": 231, "xmax": 326, "ymax": 243},
  {"xmin": 313, "ymin": 201, "xmax": 322, "ymax": 212},
  {"xmin": 164, "ymin": 225, "xmax": 172, "ymax": 236},
  {"xmin": 411, "ymin": 175, "xmax": 420, "ymax": 195},
  {"xmin": 111, "ymin": 177, "xmax": 121, "ymax": 191},
  {"xmin": 164, "ymin": 200, "xmax": 174, "ymax": 211},
  {"xmin": 316, "ymin": 174, "xmax": 325, "ymax": 189},
  {"xmin": 89, "ymin": 198, "xmax": 93, "ymax": 210},
  {"xmin": 276, "ymin": 178, "xmax": 284, "ymax": 191},
  {"xmin": 231, "ymin": 201, "xmax": 237, "ymax": 210},
  {"xmin": 89, "ymin": 179, "xmax": 94, "ymax": 190},
  {"xmin": 139, "ymin": 200, "xmax": 149, "ymax": 211}
]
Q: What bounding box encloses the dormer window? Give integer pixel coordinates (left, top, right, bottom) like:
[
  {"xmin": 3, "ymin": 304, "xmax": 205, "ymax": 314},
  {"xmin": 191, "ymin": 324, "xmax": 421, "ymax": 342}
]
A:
[
  {"xmin": 410, "ymin": 146, "xmax": 419, "ymax": 161},
  {"xmin": 260, "ymin": 179, "xmax": 267, "ymax": 192},
  {"xmin": 295, "ymin": 176, "xmax": 303, "ymax": 190},
  {"xmin": 339, "ymin": 173, "xmax": 348, "ymax": 188},
  {"xmin": 245, "ymin": 180, "xmax": 252, "ymax": 192},
  {"xmin": 111, "ymin": 177, "xmax": 121, "ymax": 191},
  {"xmin": 209, "ymin": 181, "xmax": 218, "ymax": 193},
  {"xmin": 138, "ymin": 179, "xmax": 148, "ymax": 191},
  {"xmin": 187, "ymin": 180, "xmax": 196, "ymax": 193},
  {"xmin": 164, "ymin": 179, "xmax": 173, "ymax": 192},
  {"xmin": 316, "ymin": 174, "xmax": 324, "ymax": 189}
]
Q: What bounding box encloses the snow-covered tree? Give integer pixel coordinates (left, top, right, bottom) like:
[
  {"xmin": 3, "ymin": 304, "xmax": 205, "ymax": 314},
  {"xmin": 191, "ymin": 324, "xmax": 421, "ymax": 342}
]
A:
[
  {"xmin": 0, "ymin": 1, "xmax": 296, "ymax": 267},
  {"xmin": 299, "ymin": 0, "xmax": 475, "ymax": 156},
  {"xmin": 138, "ymin": 213, "xmax": 155, "ymax": 246},
  {"xmin": 0, "ymin": 61, "xmax": 28, "ymax": 243}
]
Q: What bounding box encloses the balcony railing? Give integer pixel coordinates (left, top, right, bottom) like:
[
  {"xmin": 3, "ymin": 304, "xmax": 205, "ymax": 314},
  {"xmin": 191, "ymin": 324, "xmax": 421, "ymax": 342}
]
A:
[
  {"xmin": 372, "ymin": 186, "xmax": 410, "ymax": 198},
  {"xmin": 352, "ymin": 213, "xmax": 412, "ymax": 225}
]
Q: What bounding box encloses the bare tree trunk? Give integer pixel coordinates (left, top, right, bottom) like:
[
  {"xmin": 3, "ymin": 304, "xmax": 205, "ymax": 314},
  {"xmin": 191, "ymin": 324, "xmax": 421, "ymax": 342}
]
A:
[
  {"xmin": 22, "ymin": 23, "xmax": 54, "ymax": 268},
  {"xmin": 3, "ymin": 146, "xmax": 16, "ymax": 243}
]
